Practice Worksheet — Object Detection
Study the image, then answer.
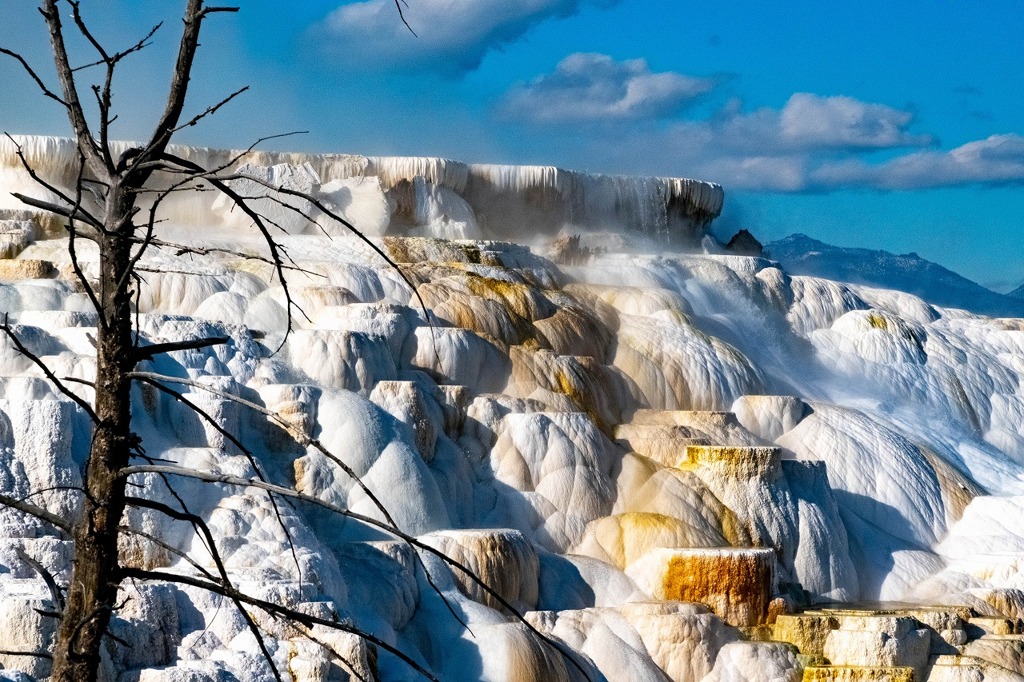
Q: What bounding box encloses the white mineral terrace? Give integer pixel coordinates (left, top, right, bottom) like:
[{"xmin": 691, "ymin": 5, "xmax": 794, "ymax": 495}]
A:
[
  {"xmin": 0, "ymin": 135, "xmax": 724, "ymax": 246},
  {"xmin": 0, "ymin": 136, "xmax": 1022, "ymax": 680}
]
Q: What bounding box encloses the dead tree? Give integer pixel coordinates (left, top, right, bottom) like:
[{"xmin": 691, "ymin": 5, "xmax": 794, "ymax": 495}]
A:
[
  {"xmin": 1, "ymin": 2, "xmax": 360, "ymax": 678},
  {"xmin": 0, "ymin": 2, "xmax": 587, "ymax": 681}
]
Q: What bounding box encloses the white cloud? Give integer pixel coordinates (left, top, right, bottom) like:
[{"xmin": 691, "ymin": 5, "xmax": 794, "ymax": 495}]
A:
[
  {"xmin": 503, "ymin": 74, "xmax": 1014, "ymax": 192},
  {"xmin": 673, "ymin": 94, "xmax": 932, "ymax": 156},
  {"xmin": 779, "ymin": 93, "xmax": 933, "ymax": 149},
  {"xmin": 498, "ymin": 59, "xmax": 946, "ymax": 190},
  {"xmin": 499, "ymin": 53, "xmax": 717, "ymax": 123},
  {"xmin": 315, "ymin": 0, "xmax": 619, "ymax": 75}
]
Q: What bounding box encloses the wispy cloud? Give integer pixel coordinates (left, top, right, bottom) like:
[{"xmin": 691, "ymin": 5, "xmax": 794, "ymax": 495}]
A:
[
  {"xmin": 641, "ymin": 123, "xmax": 1024, "ymax": 192},
  {"xmin": 314, "ymin": 0, "xmax": 619, "ymax": 76},
  {"xmin": 811, "ymin": 134, "xmax": 1024, "ymax": 189},
  {"xmin": 498, "ymin": 53, "xmax": 717, "ymax": 124}
]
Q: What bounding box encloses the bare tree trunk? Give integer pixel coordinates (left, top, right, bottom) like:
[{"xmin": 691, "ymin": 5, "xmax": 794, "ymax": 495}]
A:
[
  {"xmin": 1, "ymin": 4, "xmax": 536, "ymax": 682},
  {"xmin": 50, "ymin": 187, "xmax": 136, "ymax": 680}
]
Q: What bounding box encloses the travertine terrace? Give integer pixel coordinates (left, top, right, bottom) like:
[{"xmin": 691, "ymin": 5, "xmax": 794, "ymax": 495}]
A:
[{"xmin": 0, "ymin": 136, "xmax": 1023, "ymax": 680}]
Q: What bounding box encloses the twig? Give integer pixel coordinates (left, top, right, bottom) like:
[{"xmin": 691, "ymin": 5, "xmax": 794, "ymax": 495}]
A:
[
  {"xmin": 0, "ymin": 649, "xmax": 53, "ymax": 659},
  {"xmin": 393, "ymin": 0, "xmax": 417, "ymax": 36},
  {"xmin": 130, "ymin": 370, "xmax": 472, "ymax": 633},
  {"xmin": 0, "ymin": 46, "xmax": 67, "ymax": 107},
  {"xmin": 134, "ymin": 375, "xmax": 304, "ymax": 585}
]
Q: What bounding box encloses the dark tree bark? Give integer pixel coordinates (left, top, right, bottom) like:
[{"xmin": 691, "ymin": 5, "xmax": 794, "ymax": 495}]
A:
[{"xmin": 52, "ymin": 189, "xmax": 136, "ymax": 679}]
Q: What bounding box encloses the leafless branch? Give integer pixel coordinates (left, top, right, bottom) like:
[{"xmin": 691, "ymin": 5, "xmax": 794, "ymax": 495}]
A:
[
  {"xmin": 0, "ymin": 316, "xmax": 98, "ymax": 423},
  {"xmin": 118, "ymin": 525, "xmax": 216, "ymax": 582},
  {"xmin": 16, "ymin": 547, "xmax": 66, "ymax": 613},
  {"xmin": 127, "ymin": 130, "xmax": 307, "ymax": 179},
  {"xmin": 70, "ymin": 55, "xmax": 106, "ymax": 73},
  {"xmin": 0, "ymin": 492, "xmax": 72, "ymax": 536},
  {"xmin": 125, "ymin": 496, "xmax": 283, "ymax": 681},
  {"xmin": 121, "ymin": 566, "xmax": 438, "ymax": 682},
  {"xmin": 128, "ymin": 372, "xmax": 394, "ymax": 524},
  {"xmin": 68, "ymin": 1, "xmax": 110, "ymax": 62},
  {"xmin": 128, "ymin": 369, "xmax": 469, "ymax": 632},
  {"xmin": 133, "ymin": 375, "xmax": 304, "ymax": 584},
  {"xmin": 170, "ymin": 86, "xmax": 249, "ymax": 134},
  {"xmin": 0, "ymin": 650, "xmax": 53, "ymax": 659},
  {"xmin": 119, "ymin": 463, "xmax": 592, "ymax": 681},
  {"xmin": 3, "ymin": 133, "xmax": 104, "ymax": 232},
  {"xmin": 39, "ymin": 0, "xmax": 106, "ymax": 174},
  {"xmin": 0, "ymin": 46, "xmax": 67, "ymax": 107},
  {"xmin": 143, "ymin": 0, "xmax": 233, "ymax": 161},
  {"xmin": 394, "ymin": 0, "xmax": 418, "ymax": 36},
  {"xmin": 69, "ymin": 2, "xmax": 162, "ymax": 66},
  {"xmin": 132, "ymin": 336, "xmax": 230, "ymax": 363},
  {"xmin": 201, "ymin": 6, "xmax": 241, "ymax": 16},
  {"xmin": 294, "ymin": 625, "xmax": 372, "ymax": 682},
  {"xmin": 156, "ymin": 153, "xmax": 435, "ymax": 337},
  {"xmin": 212, "ymin": 170, "xmax": 433, "ymax": 320},
  {"xmin": 67, "ymin": 0, "xmax": 120, "ymax": 170},
  {"xmin": 135, "ymin": 237, "xmax": 326, "ymax": 278},
  {"xmin": 67, "ymin": 150, "xmax": 104, "ymax": 315},
  {"xmin": 178, "ymin": 170, "xmax": 299, "ymax": 346},
  {"xmin": 9, "ymin": 193, "xmax": 85, "ymax": 225}
]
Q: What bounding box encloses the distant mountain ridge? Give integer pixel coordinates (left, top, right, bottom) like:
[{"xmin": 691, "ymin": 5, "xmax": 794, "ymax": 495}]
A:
[{"xmin": 764, "ymin": 233, "xmax": 1024, "ymax": 318}]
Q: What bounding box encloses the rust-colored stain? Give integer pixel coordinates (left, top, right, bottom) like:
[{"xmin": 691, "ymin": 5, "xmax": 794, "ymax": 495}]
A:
[{"xmin": 661, "ymin": 549, "xmax": 774, "ymax": 627}]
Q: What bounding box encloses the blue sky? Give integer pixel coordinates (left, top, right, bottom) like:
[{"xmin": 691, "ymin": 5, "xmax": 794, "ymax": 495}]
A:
[{"xmin": 2, "ymin": 0, "xmax": 1023, "ymax": 289}]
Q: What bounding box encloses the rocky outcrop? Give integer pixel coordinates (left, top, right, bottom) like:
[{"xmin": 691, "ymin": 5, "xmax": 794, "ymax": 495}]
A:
[{"xmin": 725, "ymin": 229, "xmax": 764, "ymax": 258}]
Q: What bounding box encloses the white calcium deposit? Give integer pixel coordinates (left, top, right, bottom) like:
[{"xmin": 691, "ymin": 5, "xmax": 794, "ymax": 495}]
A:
[{"xmin": 0, "ymin": 136, "xmax": 1023, "ymax": 681}]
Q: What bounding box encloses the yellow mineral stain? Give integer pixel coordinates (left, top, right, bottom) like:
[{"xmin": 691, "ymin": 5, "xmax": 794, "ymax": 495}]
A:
[
  {"xmin": 774, "ymin": 613, "xmax": 840, "ymax": 657},
  {"xmin": 720, "ymin": 507, "xmax": 751, "ymax": 546},
  {"xmin": 553, "ymin": 364, "xmax": 605, "ymax": 429},
  {"xmin": 685, "ymin": 445, "xmax": 782, "ymax": 478},
  {"xmin": 465, "ymin": 274, "xmax": 536, "ymax": 319},
  {"xmin": 802, "ymin": 666, "xmax": 915, "ymax": 682},
  {"xmin": 608, "ymin": 512, "xmax": 715, "ymax": 567},
  {"xmin": 867, "ymin": 313, "xmax": 889, "ymax": 331}
]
